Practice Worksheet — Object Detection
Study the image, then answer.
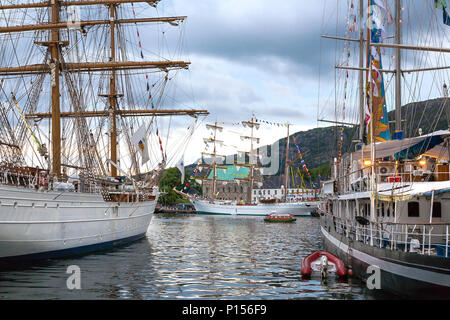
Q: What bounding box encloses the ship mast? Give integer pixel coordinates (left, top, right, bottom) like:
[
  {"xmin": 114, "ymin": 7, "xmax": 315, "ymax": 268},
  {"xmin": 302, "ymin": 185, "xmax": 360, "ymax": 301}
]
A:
[
  {"xmin": 249, "ymin": 117, "xmax": 254, "ymax": 204},
  {"xmin": 200, "ymin": 123, "xmax": 224, "ymax": 199},
  {"xmin": 358, "ymin": 0, "xmax": 365, "ymax": 142},
  {"xmin": 284, "ymin": 123, "xmax": 290, "ymax": 202},
  {"xmin": 394, "ymin": 0, "xmax": 403, "ymax": 139},
  {"xmin": 241, "ymin": 117, "xmax": 259, "ymax": 204},
  {"xmin": 109, "ymin": 3, "xmax": 118, "ymax": 176},
  {"xmin": 50, "ymin": 0, "xmax": 62, "ymax": 178},
  {"xmin": 0, "ymin": 1, "xmax": 209, "ymax": 179},
  {"xmin": 210, "ymin": 122, "xmax": 222, "ymax": 197}
]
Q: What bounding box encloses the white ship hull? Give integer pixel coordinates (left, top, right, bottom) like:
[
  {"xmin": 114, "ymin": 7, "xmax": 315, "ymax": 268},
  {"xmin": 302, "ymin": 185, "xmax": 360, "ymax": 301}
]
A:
[
  {"xmin": 0, "ymin": 185, "xmax": 156, "ymax": 262},
  {"xmin": 191, "ymin": 199, "xmax": 317, "ymax": 216}
]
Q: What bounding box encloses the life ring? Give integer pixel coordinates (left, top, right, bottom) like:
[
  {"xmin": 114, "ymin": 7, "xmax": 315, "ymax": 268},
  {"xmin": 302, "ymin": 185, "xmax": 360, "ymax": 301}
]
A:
[
  {"xmin": 325, "ymin": 204, "xmax": 329, "ymax": 213},
  {"xmin": 39, "ymin": 174, "xmax": 47, "ymax": 187}
]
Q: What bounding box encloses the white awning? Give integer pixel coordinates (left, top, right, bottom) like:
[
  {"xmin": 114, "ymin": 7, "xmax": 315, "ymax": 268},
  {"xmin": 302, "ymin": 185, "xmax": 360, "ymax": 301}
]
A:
[
  {"xmin": 351, "ymin": 130, "xmax": 450, "ymax": 161},
  {"xmin": 423, "ymin": 143, "xmax": 450, "ymax": 161}
]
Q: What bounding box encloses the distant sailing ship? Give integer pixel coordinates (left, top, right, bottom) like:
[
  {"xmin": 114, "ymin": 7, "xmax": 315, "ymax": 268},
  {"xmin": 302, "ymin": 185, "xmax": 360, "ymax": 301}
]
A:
[
  {"xmin": 0, "ymin": 0, "xmax": 207, "ymax": 263},
  {"xmin": 179, "ymin": 119, "xmax": 318, "ymax": 216},
  {"xmin": 318, "ymin": 0, "xmax": 450, "ymax": 297}
]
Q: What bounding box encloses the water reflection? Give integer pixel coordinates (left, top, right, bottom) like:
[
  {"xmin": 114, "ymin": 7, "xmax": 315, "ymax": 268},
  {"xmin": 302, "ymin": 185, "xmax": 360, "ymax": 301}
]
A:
[{"xmin": 0, "ymin": 215, "xmax": 393, "ymax": 299}]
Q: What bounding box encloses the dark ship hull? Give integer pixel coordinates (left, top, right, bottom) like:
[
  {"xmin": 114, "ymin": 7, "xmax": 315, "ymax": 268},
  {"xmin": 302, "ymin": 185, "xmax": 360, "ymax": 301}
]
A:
[{"xmin": 320, "ymin": 214, "xmax": 450, "ymax": 299}]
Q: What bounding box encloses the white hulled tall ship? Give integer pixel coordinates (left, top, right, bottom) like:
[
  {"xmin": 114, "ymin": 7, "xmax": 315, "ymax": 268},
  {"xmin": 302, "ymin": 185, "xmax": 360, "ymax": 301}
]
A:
[
  {"xmin": 318, "ymin": 0, "xmax": 450, "ymax": 297},
  {"xmin": 0, "ymin": 0, "xmax": 207, "ymax": 263},
  {"xmin": 186, "ymin": 119, "xmax": 318, "ymax": 216}
]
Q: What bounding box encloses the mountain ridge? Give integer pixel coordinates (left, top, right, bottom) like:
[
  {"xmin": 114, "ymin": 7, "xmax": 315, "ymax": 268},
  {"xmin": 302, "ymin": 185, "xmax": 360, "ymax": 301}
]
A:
[{"xmin": 186, "ymin": 97, "xmax": 449, "ymax": 186}]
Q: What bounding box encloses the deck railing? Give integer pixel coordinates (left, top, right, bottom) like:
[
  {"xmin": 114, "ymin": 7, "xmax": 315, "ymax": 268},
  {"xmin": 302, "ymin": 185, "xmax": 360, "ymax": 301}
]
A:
[
  {"xmin": 0, "ymin": 167, "xmax": 153, "ymax": 198},
  {"xmin": 330, "ymin": 215, "xmax": 449, "ymax": 258},
  {"xmin": 332, "ymin": 161, "xmax": 449, "ymax": 195}
]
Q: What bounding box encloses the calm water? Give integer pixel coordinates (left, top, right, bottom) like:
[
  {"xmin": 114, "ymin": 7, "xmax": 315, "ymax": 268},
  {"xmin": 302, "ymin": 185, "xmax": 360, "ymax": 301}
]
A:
[{"xmin": 0, "ymin": 215, "xmax": 393, "ymax": 299}]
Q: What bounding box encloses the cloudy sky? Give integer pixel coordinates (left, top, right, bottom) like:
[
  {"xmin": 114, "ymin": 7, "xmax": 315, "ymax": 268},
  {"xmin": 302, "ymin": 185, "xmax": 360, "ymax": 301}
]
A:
[
  {"xmin": 141, "ymin": 0, "xmax": 449, "ymax": 167},
  {"xmin": 144, "ymin": 0, "xmax": 342, "ymax": 165},
  {"xmin": 1, "ymin": 0, "xmax": 448, "ymax": 173},
  {"xmin": 3, "ymin": 0, "xmax": 446, "ymax": 170}
]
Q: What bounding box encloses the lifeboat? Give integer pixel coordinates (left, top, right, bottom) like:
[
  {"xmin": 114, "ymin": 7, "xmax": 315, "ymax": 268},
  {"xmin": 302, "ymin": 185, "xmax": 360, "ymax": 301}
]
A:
[
  {"xmin": 301, "ymin": 251, "xmax": 347, "ymax": 278},
  {"xmin": 264, "ymin": 212, "xmax": 296, "ymax": 223}
]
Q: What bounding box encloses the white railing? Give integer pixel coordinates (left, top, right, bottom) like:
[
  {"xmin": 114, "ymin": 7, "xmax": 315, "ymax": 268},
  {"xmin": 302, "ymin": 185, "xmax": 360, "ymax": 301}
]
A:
[
  {"xmin": 330, "ymin": 215, "xmax": 449, "ymax": 258},
  {"xmin": 0, "ymin": 167, "xmax": 110, "ymax": 195},
  {"xmin": 332, "ymin": 161, "xmax": 448, "ymax": 195}
]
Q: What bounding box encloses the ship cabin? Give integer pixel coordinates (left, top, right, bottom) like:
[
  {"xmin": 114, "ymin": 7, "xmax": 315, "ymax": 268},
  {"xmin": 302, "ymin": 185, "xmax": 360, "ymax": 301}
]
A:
[{"xmin": 321, "ymin": 130, "xmax": 450, "ymax": 258}]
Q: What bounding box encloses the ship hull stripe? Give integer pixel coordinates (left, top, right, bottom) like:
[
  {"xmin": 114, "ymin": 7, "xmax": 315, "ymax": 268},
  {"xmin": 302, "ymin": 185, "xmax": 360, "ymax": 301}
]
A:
[
  {"xmin": 0, "ymin": 233, "xmax": 146, "ymax": 265},
  {"xmin": 321, "ymin": 226, "xmax": 450, "ymax": 287}
]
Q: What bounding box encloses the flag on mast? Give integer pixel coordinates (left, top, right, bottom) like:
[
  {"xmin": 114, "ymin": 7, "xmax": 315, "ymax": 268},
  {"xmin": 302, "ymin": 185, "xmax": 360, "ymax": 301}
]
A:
[
  {"xmin": 434, "ymin": 0, "xmax": 450, "ymax": 26},
  {"xmin": 131, "ymin": 125, "xmax": 150, "ymax": 165},
  {"xmin": 366, "ymin": 0, "xmax": 391, "ymax": 142}
]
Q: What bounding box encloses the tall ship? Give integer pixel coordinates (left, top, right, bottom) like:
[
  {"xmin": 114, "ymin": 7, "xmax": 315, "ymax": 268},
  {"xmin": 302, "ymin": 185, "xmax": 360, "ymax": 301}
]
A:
[
  {"xmin": 183, "ymin": 119, "xmax": 318, "ymax": 216},
  {"xmin": 318, "ymin": 0, "xmax": 450, "ymax": 297},
  {"xmin": 0, "ymin": 0, "xmax": 207, "ymax": 263}
]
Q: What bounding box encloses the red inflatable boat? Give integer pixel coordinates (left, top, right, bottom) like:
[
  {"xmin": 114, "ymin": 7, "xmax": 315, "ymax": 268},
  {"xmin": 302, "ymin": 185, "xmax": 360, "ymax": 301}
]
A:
[{"xmin": 301, "ymin": 250, "xmax": 347, "ymax": 278}]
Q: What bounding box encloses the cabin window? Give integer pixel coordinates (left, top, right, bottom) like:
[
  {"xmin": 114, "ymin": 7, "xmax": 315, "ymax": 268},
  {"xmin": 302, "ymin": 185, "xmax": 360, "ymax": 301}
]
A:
[
  {"xmin": 408, "ymin": 202, "xmax": 420, "ymax": 217},
  {"xmin": 432, "ymin": 202, "xmax": 441, "ymax": 218},
  {"xmin": 275, "ymin": 190, "xmax": 278, "ymax": 195},
  {"xmin": 268, "ymin": 190, "xmax": 271, "ymax": 195},
  {"xmin": 381, "ymin": 203, "xmax": 385, "ymax": 217}
]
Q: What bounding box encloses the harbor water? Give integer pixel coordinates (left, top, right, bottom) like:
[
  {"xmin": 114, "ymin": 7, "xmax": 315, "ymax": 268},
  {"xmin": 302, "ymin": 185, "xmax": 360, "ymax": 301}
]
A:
[{"xmin": 0, "ymin": 215, "xmax": 395, "ymax": 299}]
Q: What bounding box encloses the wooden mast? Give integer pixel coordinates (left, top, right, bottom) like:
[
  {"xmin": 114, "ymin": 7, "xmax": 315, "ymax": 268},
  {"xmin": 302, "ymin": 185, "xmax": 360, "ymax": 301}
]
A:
[
  {"xmin": 109, "ymin": 3, "xmax": 118, "ymax": 177},
  {"xmin": 51, "ymin": 0, "xmax": 62, "ymax": 178},
  {"xmin": 212, "ymin": 122, "xmax": 218, "ymax": 198},
  {"xmin": 203, "ymin": 123, "xmax": 223, "ymax": 199}
]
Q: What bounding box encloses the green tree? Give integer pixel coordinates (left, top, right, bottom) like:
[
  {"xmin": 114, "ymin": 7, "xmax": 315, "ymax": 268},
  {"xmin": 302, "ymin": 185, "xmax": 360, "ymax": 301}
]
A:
[{"xmin": 158, "ymin": 167, "xmax": 202, "ymax": 205}]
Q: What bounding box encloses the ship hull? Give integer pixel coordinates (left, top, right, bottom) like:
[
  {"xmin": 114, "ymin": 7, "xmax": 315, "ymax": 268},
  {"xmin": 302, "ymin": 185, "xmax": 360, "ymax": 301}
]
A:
[
  {"xmin": 191, "ymin": 199, "xmax": 316, "ymax": 216},
  {"xmin": 0, "ymin": 185, "xmax": 156, "ymax": 263},
  {"xmin": 320, "ymin": 215, "xmax": 450, "ymax": 299}
]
